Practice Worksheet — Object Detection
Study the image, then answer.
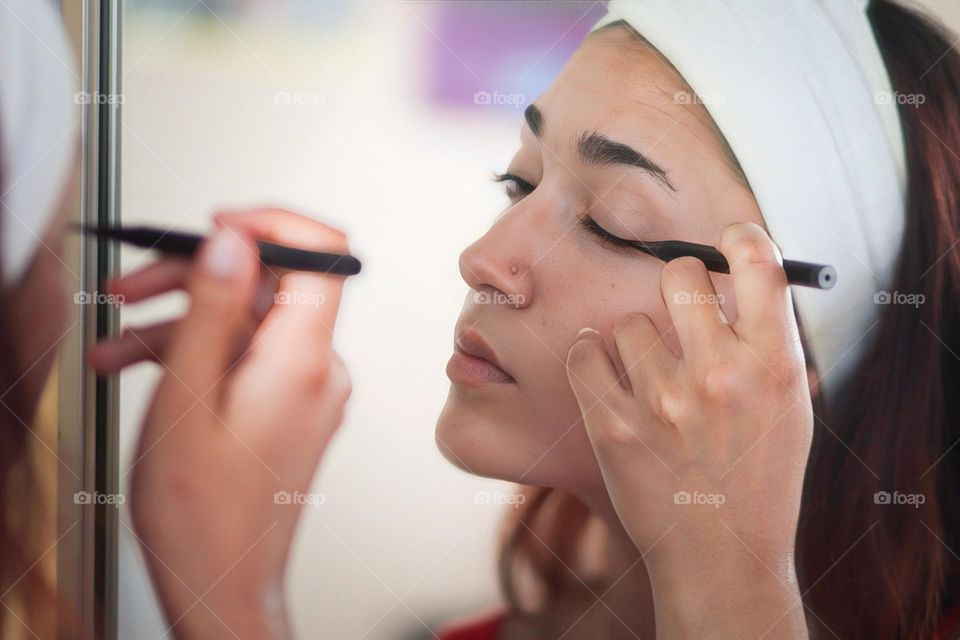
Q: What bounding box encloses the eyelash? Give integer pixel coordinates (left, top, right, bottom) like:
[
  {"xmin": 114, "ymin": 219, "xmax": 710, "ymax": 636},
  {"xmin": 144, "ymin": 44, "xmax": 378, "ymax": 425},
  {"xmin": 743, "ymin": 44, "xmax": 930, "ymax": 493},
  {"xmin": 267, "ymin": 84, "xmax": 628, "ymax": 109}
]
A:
[
  {"xmin": 492, "ymin": 172, "xmax": 534, "ymax": 201},
  {"xmin": 491, "ymin": 172, "xmax": 638, "ymax": 251}
]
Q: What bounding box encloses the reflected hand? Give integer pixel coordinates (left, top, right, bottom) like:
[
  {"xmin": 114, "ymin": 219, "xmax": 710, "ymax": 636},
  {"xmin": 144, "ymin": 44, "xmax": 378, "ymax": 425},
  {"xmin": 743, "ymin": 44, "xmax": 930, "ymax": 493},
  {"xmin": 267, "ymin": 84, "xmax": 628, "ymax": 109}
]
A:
[{"xmin": 113, "ymin": 209, "xmax": 352, "ymax": 639}]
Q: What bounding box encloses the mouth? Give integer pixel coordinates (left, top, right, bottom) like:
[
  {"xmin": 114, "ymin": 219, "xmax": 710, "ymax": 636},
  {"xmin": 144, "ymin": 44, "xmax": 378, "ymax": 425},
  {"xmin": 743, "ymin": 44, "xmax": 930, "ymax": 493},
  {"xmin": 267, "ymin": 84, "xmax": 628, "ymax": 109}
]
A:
[{"xmin": 447, "ymin": 328, "xmax": 516, "ymax": 385}]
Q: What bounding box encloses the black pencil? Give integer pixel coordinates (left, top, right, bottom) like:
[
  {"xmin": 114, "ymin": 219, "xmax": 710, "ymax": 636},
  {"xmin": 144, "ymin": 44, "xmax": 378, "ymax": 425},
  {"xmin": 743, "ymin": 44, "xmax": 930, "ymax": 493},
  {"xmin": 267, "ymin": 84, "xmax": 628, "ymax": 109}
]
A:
[
  {"xmin": 627, "ymin": 239, "xmax": 835, "ymax": 289},
  {"xmin": 73, "ymin": 225, "xmax": 362, "ymax": 276}
]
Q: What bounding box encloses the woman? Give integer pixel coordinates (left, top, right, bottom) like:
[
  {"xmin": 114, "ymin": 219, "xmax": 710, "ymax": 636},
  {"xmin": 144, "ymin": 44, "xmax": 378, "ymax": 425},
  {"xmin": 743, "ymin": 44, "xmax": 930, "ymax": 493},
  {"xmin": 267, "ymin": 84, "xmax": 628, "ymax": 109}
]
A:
[{"xmin": 432, "ymin": 1, "xmax": 960, "ymax": 639}]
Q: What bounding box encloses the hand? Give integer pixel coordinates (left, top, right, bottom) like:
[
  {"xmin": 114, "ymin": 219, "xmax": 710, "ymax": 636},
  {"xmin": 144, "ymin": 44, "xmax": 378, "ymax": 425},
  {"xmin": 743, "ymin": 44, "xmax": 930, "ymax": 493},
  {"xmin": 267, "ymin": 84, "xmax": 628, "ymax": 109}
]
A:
[
  {"xmin": 104, "ymin": 210, "xmax": 352, "ymax": 639},
  {"xmin": 566, "ymin": 222, "xmax": 813, "ymax": 638}
]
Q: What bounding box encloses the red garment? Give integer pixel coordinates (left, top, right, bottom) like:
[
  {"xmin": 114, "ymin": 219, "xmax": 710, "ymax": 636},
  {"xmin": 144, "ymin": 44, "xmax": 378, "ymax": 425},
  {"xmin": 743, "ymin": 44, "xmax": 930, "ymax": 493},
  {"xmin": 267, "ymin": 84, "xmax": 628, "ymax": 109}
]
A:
[
  {"xmin": 438, "ymin": 605, "xmax": 960, "ymax": 640},
  {"xmin": 438, "ymin": 608, "xmax": 505, "ymax": 640}
]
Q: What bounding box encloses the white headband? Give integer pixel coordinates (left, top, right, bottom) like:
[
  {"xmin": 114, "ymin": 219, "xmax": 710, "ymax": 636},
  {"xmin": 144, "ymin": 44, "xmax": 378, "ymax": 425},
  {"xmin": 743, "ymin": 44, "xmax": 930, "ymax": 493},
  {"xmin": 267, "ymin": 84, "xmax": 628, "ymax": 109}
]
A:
[
  {"xmin": 590, "ymin": 0, "xmax": 907, "ymax": 400},
  {"xmin": 0, "ymin": 0, "xmax": 77, "ymax": 286}
]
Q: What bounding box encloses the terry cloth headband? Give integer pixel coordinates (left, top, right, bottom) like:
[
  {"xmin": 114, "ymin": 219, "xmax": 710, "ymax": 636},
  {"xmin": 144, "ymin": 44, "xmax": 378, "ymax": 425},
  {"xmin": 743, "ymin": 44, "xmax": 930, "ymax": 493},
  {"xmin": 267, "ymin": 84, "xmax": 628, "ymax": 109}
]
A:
[
  {"xmin": 590, "ymin": 0, "xmax": 907, "ymax": 400},
  {"xmin": 0, "ymin": 0, "xmax": 77, "ymax": 286}
]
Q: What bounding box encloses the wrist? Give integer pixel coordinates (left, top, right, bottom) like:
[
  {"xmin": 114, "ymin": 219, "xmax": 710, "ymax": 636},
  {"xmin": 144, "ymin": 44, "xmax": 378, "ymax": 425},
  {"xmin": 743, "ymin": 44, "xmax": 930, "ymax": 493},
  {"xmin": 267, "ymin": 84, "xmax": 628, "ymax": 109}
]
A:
[
  {"xmin": 646, "ymin": 543, "xmax": 806, "ymax": 639},
  {"xmin": 152, "ymin": 569, "xmax": 292, "ymax": 640}
]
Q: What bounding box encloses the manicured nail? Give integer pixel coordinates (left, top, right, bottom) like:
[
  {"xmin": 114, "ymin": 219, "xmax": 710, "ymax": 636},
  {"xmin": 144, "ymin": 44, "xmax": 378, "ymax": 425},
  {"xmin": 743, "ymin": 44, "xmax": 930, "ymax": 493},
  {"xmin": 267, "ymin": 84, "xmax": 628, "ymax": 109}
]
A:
[
  {"xmin": 203, "ymin": 230, "xmax": 245, "ymax": 278},
  {"xmin": 577, "ymin": 327, "xmax": 599, "ymax": 338}
]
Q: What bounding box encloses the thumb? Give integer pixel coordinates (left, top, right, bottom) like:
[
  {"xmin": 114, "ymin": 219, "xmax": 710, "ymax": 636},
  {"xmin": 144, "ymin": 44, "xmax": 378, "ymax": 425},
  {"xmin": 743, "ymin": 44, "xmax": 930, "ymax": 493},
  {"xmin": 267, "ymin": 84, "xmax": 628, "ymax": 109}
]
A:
[
  {"xmin": 566, "ymin": 328, "xmax": 632, "ymax": 442},
  {"xmin": 161, "ymin": 227, "xmax": 260, "ymax": 402}
]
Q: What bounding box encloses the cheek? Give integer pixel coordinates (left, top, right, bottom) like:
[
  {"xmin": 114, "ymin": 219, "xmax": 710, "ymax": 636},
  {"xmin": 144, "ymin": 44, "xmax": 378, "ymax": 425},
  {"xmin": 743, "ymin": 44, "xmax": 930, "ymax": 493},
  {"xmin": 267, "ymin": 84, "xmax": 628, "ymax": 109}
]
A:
[
  {"xmin": 544, "ymin": 253, "xmax": 677, "ymax": 358},
  {"xmin": 511, "ymin": 255, "xmax": 671, "ymax": 474}
]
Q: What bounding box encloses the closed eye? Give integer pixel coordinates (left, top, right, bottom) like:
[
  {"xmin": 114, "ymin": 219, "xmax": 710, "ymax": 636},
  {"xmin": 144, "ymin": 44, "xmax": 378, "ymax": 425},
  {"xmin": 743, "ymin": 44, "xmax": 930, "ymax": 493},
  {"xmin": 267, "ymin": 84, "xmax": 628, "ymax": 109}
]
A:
[
  {"xmin": 579, "ymin": 214, "xmax": 641, "ymax": 252},
  {"xmin": 492, "ymin": 172, "xmax": 535, "ymax": 202}
]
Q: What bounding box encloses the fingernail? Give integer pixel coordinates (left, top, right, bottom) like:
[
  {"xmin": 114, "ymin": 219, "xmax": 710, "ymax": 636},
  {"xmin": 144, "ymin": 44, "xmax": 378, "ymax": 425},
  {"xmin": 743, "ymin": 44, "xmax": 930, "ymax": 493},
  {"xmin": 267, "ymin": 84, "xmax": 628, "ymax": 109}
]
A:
[
  {"xmin": 202, "ymin": 230, "xmax": 245, "ymax": 278},
  {"xmin": 577, "ymin": 327, "xmax": 599, "ymax": 339}
]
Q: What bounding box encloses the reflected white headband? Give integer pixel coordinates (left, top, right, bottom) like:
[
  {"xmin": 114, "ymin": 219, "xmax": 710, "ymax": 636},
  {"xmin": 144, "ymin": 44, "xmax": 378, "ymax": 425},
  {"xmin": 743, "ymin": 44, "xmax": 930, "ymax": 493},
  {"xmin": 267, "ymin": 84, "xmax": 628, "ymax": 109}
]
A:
[
  {"xmin": 591, "ymin": 0, "xmax": 907, "ymax": 400},
  {"xmin": 0, "ymin": 0, "xmax": 77, "ymax": 286}
]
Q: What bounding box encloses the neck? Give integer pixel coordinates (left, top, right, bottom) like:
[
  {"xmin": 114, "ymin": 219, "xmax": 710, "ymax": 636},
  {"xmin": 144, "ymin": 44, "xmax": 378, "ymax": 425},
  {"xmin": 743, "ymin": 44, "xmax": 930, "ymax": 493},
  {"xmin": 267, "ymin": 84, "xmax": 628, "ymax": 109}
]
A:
[{"xmin": 568, "ymin": 485, "xmax": 656, "ymax": 638}]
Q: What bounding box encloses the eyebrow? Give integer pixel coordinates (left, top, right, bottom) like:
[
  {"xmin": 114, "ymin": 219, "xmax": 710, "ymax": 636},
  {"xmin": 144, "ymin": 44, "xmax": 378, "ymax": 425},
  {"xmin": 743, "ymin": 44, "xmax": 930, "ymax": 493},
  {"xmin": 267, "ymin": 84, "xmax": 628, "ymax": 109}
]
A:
[{"xmin": 523, "ymin": 103, "xmax": 677, "ymax": 194}]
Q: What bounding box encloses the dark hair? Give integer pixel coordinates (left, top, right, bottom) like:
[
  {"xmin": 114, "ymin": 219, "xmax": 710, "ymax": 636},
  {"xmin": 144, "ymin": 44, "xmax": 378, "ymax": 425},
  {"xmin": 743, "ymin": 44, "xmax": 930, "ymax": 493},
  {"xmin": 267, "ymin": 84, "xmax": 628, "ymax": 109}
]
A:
[
  {"xmin": 798, "ymin": 1, "xmax": 960, "ymax": 637},
  {"xmin": 498, "ymin": 1, "xmax": 960, "ymax": 638}
]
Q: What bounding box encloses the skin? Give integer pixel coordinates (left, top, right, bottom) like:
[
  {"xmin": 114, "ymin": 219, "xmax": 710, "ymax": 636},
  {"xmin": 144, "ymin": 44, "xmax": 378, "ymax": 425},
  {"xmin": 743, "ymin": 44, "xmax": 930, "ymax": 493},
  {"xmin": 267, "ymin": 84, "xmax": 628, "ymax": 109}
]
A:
[{"xmin": 437, "ymin": 26, "xmax": 814, "ymax": 639}]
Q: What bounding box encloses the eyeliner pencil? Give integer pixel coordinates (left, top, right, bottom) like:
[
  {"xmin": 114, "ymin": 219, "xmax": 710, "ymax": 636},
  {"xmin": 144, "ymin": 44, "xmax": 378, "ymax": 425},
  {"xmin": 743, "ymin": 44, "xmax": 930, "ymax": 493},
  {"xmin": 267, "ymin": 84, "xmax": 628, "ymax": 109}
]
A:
[
  {"xmin": 73, "ymin": 225, "xmax": 362, "ymax": 276},
  {"xmin": 628, "ymin": 239, "xmax": 835, "ymax": 289}
]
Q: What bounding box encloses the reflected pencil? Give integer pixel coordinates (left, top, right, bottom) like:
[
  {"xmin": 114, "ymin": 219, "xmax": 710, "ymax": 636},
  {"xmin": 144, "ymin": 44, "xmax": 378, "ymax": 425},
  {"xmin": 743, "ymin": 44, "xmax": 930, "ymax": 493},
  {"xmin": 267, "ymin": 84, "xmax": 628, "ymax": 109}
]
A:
[{"xmin": 72, "ymin": 224, "xmax": 362, "ymax": 276}]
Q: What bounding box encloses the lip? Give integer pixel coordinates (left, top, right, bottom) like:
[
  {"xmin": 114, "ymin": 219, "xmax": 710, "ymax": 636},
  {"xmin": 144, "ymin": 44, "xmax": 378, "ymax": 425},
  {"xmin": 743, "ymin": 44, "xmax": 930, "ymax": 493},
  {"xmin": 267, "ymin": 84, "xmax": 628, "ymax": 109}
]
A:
[{"xmin": 447, "ymin": 329, "xmax": 516, "ymax": 385}]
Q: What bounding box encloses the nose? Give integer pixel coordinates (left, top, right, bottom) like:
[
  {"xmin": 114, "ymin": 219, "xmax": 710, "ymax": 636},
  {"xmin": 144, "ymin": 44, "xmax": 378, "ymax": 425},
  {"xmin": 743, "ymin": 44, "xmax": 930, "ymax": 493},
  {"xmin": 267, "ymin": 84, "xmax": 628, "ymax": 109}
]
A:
[{"xmin": 458, "ymin": 213, "xmax": 534, "ymax": 310}]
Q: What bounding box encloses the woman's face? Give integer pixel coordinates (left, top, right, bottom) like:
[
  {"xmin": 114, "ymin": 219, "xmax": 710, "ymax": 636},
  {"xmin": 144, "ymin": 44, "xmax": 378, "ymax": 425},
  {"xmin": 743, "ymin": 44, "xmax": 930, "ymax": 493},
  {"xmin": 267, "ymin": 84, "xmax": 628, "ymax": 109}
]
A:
[{"xmin": 436, "ymin": 26, "xmax": 765, "ymax": 495}]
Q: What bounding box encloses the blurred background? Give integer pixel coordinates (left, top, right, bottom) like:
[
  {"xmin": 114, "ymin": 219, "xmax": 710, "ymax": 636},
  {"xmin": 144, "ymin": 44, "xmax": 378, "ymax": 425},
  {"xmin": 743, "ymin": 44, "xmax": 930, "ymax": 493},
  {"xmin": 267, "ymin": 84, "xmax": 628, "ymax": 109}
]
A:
[{"xmin": 114, "ymin": 1, "xmax": 960, "ymax": 638}]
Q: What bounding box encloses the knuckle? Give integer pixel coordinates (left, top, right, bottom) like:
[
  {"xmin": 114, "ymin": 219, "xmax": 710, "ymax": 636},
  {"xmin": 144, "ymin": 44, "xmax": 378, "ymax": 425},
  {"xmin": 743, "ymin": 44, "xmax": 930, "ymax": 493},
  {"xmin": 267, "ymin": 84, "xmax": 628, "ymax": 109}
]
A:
[
  {"xmin": 591, "ymin": 415, "xmax": 637, "ymax": 446},
  {"xmin": 658, "ymin": 384, "xmax": 690, "ymax": 427},
  {"xmin": 698, "ymin": 361, "xmax": 744, "ymax": 404},
  {"xmin": 725, "ymin": 227, "xmax": 781, "ymax": 267},
  {"xmin": 292, "ymin": 358, "xmax": 334, "ymax": 393}
]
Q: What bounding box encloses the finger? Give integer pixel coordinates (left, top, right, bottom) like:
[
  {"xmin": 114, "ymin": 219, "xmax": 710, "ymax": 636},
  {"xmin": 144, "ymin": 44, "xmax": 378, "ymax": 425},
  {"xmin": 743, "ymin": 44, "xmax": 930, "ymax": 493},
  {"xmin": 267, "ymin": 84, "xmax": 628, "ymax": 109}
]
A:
[
  {"xmin": 89, "ymin": 321, "xmax": 177, "ymax": 374},
  {"xmin": 613, "ymin": 313, "xmax": 678, "ymax": 410},
  {"xmin": 718, "ymin": 222, "xmax": 795, "ymax": 349},
  {"xmin": 566, "ymin": 328, "xmax": 634, "ymax": 443},
  {"xmin": 659, "ymin": 256, "xmax": 736, "ymax": 360},
  {"xmin": 216, "ymin": 209, "xmax": 350, "ymax": 372},
  {"xmin": 160, "ymin": 228, "xmax": 260, "ymax": 403},
  {"xmin": 109, "ymin": 258, "xmax": 191, "ymax": 304}
]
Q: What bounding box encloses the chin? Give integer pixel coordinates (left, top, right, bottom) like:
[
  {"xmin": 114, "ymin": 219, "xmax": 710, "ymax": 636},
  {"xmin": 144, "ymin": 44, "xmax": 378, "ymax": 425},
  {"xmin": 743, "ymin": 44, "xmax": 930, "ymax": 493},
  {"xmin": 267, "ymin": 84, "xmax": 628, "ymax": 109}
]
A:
[{"xmin": 435, "ymin": 384, "xmax": 606, "ymax": 491}]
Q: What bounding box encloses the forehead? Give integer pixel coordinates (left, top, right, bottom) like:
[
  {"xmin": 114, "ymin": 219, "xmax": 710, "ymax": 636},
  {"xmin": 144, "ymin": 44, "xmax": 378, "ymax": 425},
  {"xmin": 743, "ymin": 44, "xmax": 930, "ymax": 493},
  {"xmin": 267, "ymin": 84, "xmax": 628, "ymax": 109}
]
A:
[{"xmin": 531, "ymin": 26, "xmax": 728, "ymax": 168}]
